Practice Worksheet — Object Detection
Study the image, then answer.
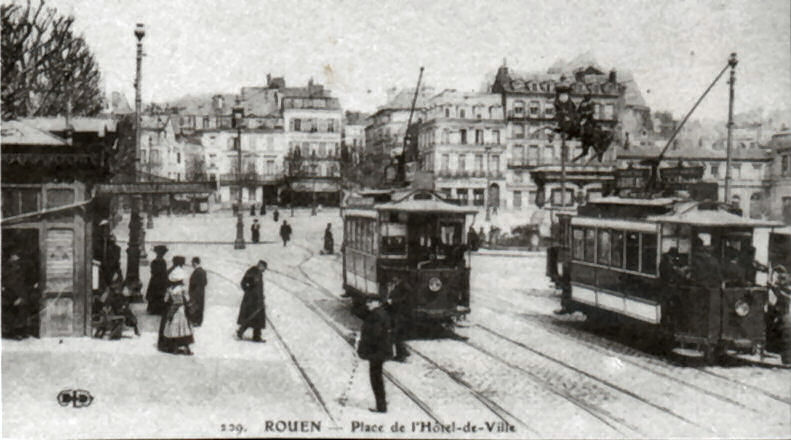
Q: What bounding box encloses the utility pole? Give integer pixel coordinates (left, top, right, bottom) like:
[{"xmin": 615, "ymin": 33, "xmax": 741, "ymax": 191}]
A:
[
  {"xmin": 724, "ymin": 52, "xmax": 738, "ymax": 204},
  {"xmin": 126, "ymin": 23, "xmax": 146, "ymax": 301}
]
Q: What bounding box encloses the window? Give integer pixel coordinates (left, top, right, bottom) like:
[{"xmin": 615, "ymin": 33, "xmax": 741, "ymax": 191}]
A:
[
  {"xmin": 475, "ymin": 154, "xmax": 484, "ymax": 172},
  {"xmin": 445, "ymin": 108, "xmax": 450, "ymax": 118},
  {"xmin": 597, "ymin": 229, "xmax": 611, "ymax": 265},
  {"xmin": 473, "ymin": 189, "xmax": 485, "ymax": 206},
  {"xmin": 491, "ymin": 155, "xmax": 499, "ymax": 174},
  {"xmin": 442, "ymin": 129, "xmax": 449, "ymax": 144},
  {"xmin": 202, "ymin": 116, "xmax": 209, "ymax": 129},
  {"xmin": 458, "ymin": 154, "xmax": 466, "ymax": 172},
  {"xmin": 457, "ymin": 188, "xmax": 469, "ymax": 205},
  {"xmin": 2, "ymin": 188, "xmax": 40, "ymax": 217},
  {"xmin": 493, "ymin": 130, "xmax": 500, "ymax": 144},
  {"xmin": 293, "ymin": 118, "xmax": 301, "ymax": 131},
  {"xmin": 710, "ymin": 163, "xmax": 719, "ymax": 177},
  {"xmin": 513, "ymin": 124, "xmax": 525, "ymax": 139},
  {"xmin": 625, "ymin": 232, "xmax": 640, "ymax": 271},
  {"xmin": 319, "ymin": 142, "xmax": 327, "ymax": 157},
  {"xmin": 551, "ymin": 188, "xmax": 574, "ymax": 206},
  {"xmin": 513, "ymin": 191, "xmax": 522, "ymax": 209},
  {"xmin": 301, "ymin": 142, "xmax": 309, "ymax": 157},
  {"xmin": 266, "ymin": 160, "xmax": 275, "ymax": 175},
  {"xmin": 603, "ymin": 104, "xmax": 615, "ymax": 119},
  {"xmin": 572, "ymin": 228, "xmax": 585, "ymax": 260},
  {"xmin": 441, "ymin": 154, "xmax": 449, "ymax": 171},
  {"xmin": 611, "ymin": 230, "xmax": 624, "ymax": 268},
  {"xmin": 641, "ymin": 233, "xmax": 657, "ymax": 274},
  {"xmin": 514, "ymin": 100, "xmax": 525, "ymax": 116},
  {"xmin": 528, "ymin": 191, "xmax": 536, "ymax": 206},
  {"xmin": 327, "ymin": 119, "xmax": 335, "ymax": 132},
  {"xmin": 475, "ymin": 129, "xmax": 484, "ymax": 144},
  {"xmin": 544, "ymin": 103, "xmax": 554, "ymax": 118},
  {"xmin": 459, "ymin": 108, "xmax": 466, "ymax": 118},
  {"xmin": 528, "ymin": 145, "xmax": 539, "ymax": 165},
  {"xmin": 544, "ymin": 145, "xmax": 555, "ymax": 162},
  {"xmin": 731, "ymin": 163, "xmax": 742, "ymax": 179},
  {"xmin": 529, "ymin": 101, "xmax": 540, "ymax": 116},
  {"xmin": 782, "ymin": 154, "xmax": 789, "ymax": 176},
  {"xmin": 513, "ymin": 145, "xmax": 524, "ymax": 164},
  {"xmin": 584, "ymin": 228, "xmax": 596, "ymax": 262},
  {"xmin": 460, "ymin": 129, "xmax": 468, "ymax": 144},
  {"xmin": 177, "ymin": 152, "xmax": 181, "ymax": 164},
  {"xmin": 141, "ymin": 149, "xmax": 147, "ymax": 163}
]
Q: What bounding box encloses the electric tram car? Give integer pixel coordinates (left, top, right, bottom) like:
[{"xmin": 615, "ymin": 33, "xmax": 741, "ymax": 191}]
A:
[
  {"xmin": 547, "ymin": 195, "xmax": 784, "ymax": 363},
  {"xmin": 341, "ymin": 189, "xmax": 477, "ymax": 323}
]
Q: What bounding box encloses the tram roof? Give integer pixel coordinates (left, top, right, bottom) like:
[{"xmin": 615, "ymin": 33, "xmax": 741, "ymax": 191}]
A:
[
  {"xmin": 647, "ymin": 208, "xmax": 782, "ymax": 227},
  {"xmin": 375, "ymin": 199, "xmax": 478, "ymax": 214}
]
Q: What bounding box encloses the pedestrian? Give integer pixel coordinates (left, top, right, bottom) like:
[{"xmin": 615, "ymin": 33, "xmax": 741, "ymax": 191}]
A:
[
  {"xmin": 260, "ymin": 202, "xmax": 266, "ymax": 216},
  {"xmin": 251, "ymin": 219, "xmax": 261, "ymax": 244},
  {"xmin": 386, "ymin": 277, "xmax": 410, "ymax": 362},
  {"xmin": 357, "ymin": 298, "xmax": 394, "ymax": 413},
  {"xmin": 273, "ymin": 208, "xmax": 280, "ymax": 223},
  {"xmin": 236, "ymin": 260, "xmax": 268, "ymax": 342},
  {"xmin": 467, "ymin": 226, "xmax": 479, "ymax": 251},
  {"xmin": 250, "ymin": 203, "xmax": 256, "ymax": 217},
  {"xmin": 162, "ymin": 266, "xmax": 194, "ymax": 355},
  {"xmin": 103, "ymin": 234, "xmax": 123, "ymax": 287},
  {"xmin": 146, "ymin": 245, "xmax": 169, "ymax": 315},
  {"xmin": 280, "ymin": 220, "xmax": 292, "ymax": 247},
  {"xmin": 2, "ymin": 254, "xmax": 28, "ymax": 339},
  {"xmin": 323, "ymin": 223, "xmax": 334, "ymax": 254},
  {"xmin": 158, "ymin": 255, "xmax": 185, "ymax": 351},
  {"xmin": 188, "ymin": 257, "xmax": 207, "ymax": 327},
  {"xmin": 478, "ymin": 227, "xmax": 486, "ymax": 249}
]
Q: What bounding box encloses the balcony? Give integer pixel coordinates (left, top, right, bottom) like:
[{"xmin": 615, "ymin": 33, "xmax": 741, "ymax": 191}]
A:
[
  {"xmin": 506, "ymin": 110, "xmax": 554, "ymax": 122},
  {"xmin": 435, "ymin": 169, "xmax": 503, "ymax": 179},
  {"xmin": 219, "ymin": 172, "xmax": 283, "ymax": 184}
]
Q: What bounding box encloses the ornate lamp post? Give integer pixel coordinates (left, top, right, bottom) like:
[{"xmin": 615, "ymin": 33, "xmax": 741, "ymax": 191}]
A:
[
  {"xmin": 125, "ymin": 23, "xmax": 146, "ymax": 300},
  {"xmin": 233, "ymin": 104, "xmax": 246, "ymax": 249}
]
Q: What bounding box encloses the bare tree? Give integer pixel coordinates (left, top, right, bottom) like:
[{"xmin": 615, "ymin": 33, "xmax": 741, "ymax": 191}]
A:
[
  {"xmin": 284, "ymin": 147, "xmax": 306, "ymax": 216},
  {"xmin": 185, "ymin": 154, "xmax": 207, "ymax": 181},
  {"xmin": 2, "ymin": 1, "xmax": 103, "ymax": 119}
]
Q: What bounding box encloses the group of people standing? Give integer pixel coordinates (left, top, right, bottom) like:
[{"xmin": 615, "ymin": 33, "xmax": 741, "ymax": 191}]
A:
[{"xmin": 146, "ymin": 246, "xmax": 207, "ymax": 355}]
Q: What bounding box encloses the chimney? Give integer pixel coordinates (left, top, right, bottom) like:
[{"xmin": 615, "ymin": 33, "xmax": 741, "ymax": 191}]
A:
[{"xmin": 609, "ymin": 70, "xmax": 617, "ymax": 83}]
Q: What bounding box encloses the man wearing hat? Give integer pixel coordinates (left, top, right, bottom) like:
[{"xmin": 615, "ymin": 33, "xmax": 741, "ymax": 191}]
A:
[
  {"xmin": 237, "ymin": 260, "xmax": 268, "ymax": 342},
  {"xmin": 102, "ymin": 234, "xmax": 123, "ymax": 287},
  {"xmin": 146, "ymin": 245, "xmax": 169, "ymax": 315}
]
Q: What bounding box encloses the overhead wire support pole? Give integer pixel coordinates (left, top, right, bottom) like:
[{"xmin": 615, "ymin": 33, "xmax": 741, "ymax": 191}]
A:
[
  {"xmin": 724, "ymin": 53, "xmax": 738, "ymax": 204},
  {"xmin": 642, "ymin": 54, "xmax": 735, "ymax": 190}
]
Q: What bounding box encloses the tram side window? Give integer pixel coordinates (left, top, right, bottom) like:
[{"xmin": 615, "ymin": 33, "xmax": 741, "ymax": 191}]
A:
[
  {"xmin": 625, "ymin": 232, "xmax": 640, "ymax": 271},
  {"xmin": 381, "ymin": 222, "xmax": 406, "ymax": 255},
  {"xmin": 572, "ymin": 227, "xmax": 585, "ymax": 260},
  {"xmin": 611, "ymin": 230, "xmax": 624, "ymax": 268},
  {"xmin": 584, "ymin": 228, "xmax": 596, "ymax": 262},
  {"xmin": 641, "ymin": 233, "xmax": 657, "ymax": 275},
  {"xmin": 597, "ymin": 229, "xmax": 611, "ymax": 265}
]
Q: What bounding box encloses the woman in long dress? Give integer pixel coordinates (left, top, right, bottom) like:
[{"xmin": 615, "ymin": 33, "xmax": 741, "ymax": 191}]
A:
[{"xmin": 162, "ymin": 266, "xmax": 194, "ymax": 355}]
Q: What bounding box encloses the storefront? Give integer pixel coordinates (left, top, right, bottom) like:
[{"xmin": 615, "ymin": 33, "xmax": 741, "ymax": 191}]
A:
[{"xmin": 2, "ymin": 121, "xmax": 103, "ymax": 337}]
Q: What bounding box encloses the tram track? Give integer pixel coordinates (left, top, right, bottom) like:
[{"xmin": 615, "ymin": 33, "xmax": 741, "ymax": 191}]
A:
[
  {"xmin": 476, "ymin": 289, "xmax": 791, "ymax": 410},
  {"xmin": 203, "ymin": 268, "xmax": 339, "ymax": 428},
  {"xmin": 275, "ymin": 243, "xmax": 540, "ymax": 434}
]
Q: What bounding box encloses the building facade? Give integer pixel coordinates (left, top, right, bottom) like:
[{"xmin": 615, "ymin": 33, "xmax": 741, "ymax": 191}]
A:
[
  {"xmin": 768, "ymin": 130, "xmax": 791, "ymax": 224},
  {"xmin": 140, "ymin": 115, "xmax": 186, "ymax": 181},
  {"xmin": 491, "ymin": 62, "xmax": 627, "ymax": 215},
  {"xmin": 167, "ymin": 76, "xmax": 343, "ymax": 207},
  {"xmin": 417, "ymin": 90, "xmax": 506, "ymax": 212}
]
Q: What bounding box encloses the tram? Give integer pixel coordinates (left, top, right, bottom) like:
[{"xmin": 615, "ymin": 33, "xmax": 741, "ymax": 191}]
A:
[
  {"xmin": 547, "ymin": 193, "xmax": 785, "ymax": 363},
  {"xmin": 341, "ymin": 188, "xmax": 477, "ymax": 323}
]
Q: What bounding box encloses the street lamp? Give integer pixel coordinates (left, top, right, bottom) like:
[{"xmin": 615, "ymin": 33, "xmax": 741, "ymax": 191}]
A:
[{"xmin": 233, "ymin": 104, "xmax": 246, "ymax": 249}]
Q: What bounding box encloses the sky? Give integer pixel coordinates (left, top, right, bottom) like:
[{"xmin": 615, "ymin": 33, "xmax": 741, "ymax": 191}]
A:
[{"xmin": 40, "ymin": 0, "xmax": 791, "ymax": 120}]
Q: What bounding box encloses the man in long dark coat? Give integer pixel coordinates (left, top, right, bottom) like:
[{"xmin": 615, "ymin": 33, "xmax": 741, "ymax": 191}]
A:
[
  {"xmin": 251, "ymin": 219, "xmax": 261, "ymax": 244},
  {"xmin": 146, "ymin": 245, "xmax": 169, "ymax": 315},
  {"xmin": 189, "ymin": 257, "xmax": 208, "ymax": 327},
  {"xmin": 357, "ymin": 298, "xmax": 394, "ymax": 413},
  {"xmin": 102, "ymin": 235, "xmax": 123, "ymax": 287},
  {"xmin": 467, "ymin": 226, "xmax": 479, "ymax": 251},
  {"xmin": 280, "ymin": 220, "xmax": 292, "ymax": 247},
  {"xmin": 323, "ymin": 223, "xmax": 334, "ymax": 254},
  {"xmin": 237, "ymin": 260, "xmax": 267, "ymax": 342}
]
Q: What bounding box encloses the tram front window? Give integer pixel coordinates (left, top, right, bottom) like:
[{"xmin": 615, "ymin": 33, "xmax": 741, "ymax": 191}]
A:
[{"xmin": 381, "ymin": 221, "xmax": 406, "ymax": 255}]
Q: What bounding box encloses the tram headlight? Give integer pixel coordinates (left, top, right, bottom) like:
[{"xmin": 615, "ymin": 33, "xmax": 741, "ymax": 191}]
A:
[
  {"xmin": 428, "ymin": 277, "xmax": 442, "ymax": 292},
  {"xmin": 734, "ymin": 299, "xmax": 750, "ymax": 317}
]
